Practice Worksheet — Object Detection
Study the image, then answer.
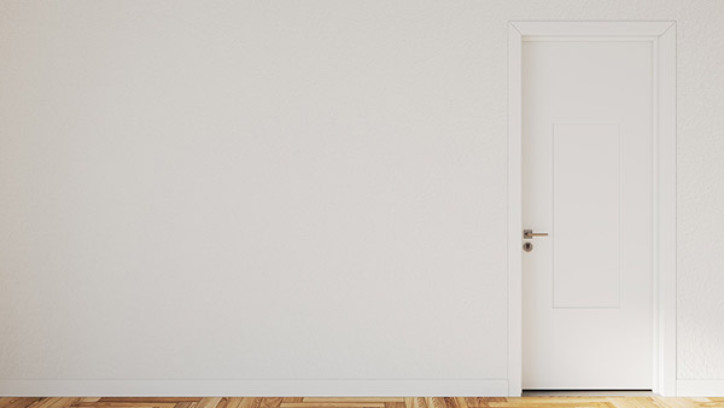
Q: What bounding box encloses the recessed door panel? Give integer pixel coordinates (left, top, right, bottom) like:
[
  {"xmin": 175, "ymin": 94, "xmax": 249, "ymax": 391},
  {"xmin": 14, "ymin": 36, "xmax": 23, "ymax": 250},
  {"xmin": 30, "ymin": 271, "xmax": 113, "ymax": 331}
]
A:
[{"xmin": 553, "ymin": 123, "xmax": 621, "ymax": 309}]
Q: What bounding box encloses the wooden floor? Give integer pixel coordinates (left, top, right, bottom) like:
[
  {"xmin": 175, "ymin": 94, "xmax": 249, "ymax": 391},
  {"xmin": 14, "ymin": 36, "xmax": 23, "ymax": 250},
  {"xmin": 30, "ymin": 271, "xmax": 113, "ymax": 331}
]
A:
[{"xmin": 1, "ymin": 397, "xmax": 722, "ymax": 408}]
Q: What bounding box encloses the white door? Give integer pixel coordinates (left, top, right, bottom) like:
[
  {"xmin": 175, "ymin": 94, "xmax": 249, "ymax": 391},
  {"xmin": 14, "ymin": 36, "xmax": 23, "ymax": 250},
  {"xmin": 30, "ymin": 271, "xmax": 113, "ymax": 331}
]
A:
[{"xmin": 522, "ymin": 39, "xmax": 654, "ymax": 390}]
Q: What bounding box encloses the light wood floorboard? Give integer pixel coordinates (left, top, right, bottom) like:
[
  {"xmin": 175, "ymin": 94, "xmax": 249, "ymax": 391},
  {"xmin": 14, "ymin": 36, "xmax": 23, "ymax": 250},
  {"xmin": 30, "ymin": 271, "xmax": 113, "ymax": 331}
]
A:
[{"xmin": 0, "ymin": 397, "xmax": 721, "ymax": 408}]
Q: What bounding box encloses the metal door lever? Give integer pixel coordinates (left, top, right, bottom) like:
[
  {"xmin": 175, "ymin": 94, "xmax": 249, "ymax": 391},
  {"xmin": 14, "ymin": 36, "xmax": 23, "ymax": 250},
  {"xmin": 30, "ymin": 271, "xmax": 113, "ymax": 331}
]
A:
[{"xmin": 523, "ymin": 229, "xmax": 549, "ymax": 239}]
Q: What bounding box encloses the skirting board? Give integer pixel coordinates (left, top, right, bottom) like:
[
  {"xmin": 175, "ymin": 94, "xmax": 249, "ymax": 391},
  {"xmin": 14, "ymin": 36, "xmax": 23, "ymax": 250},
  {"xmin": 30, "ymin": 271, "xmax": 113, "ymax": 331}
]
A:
[
  {"xmin": 677, "ymin": 380, "xmax": 724, "ymax": 397},
  {"xmin": 0, "ymin": 379, "xmax": 508, "ymax": 397}
]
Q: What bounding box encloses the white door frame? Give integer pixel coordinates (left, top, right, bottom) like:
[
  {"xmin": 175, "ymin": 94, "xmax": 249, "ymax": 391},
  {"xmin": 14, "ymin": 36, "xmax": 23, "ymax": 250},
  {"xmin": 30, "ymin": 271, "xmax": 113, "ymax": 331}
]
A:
[{"xmin": 507, "ymin": 21, "xmax": 677, "ymax": 397}]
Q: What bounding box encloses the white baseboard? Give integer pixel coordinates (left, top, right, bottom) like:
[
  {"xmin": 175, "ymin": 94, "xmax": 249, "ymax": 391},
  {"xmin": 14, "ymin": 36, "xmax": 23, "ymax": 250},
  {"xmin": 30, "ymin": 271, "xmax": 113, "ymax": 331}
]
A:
[
  {"xmin": 0, "ymin": 379, "xmax": 508, "ymax": 397},
  {"xmin": 677, "ymin": 380, "xmax": 724, "ymax": 396}
]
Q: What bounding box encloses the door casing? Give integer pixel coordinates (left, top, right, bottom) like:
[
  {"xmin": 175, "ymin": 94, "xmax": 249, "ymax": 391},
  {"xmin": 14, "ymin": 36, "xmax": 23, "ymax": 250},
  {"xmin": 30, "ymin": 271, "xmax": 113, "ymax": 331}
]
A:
[{"xmin": 507, "ymin": 21, "xmax": 677, "ymax": 397}]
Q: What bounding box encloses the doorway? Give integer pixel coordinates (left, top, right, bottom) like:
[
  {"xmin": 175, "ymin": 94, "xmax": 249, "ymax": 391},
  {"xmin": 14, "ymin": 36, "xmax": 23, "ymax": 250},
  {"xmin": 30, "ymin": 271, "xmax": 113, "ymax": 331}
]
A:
[{"xmin": 507, "ymin": 22, "xmax": 677, "ymax": 397}]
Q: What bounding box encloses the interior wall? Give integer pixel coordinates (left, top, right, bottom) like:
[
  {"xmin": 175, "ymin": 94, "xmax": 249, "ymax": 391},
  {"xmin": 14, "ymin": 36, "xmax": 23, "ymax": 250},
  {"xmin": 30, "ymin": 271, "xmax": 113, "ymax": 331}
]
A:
[{"xmin": 0, "ymin": 0, "xmax": 723, "ymax": 396}]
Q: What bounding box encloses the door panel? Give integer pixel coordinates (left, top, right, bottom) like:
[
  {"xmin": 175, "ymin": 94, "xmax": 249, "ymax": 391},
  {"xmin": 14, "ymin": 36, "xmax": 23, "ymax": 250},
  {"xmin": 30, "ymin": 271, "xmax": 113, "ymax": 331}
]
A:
[
  {"xmin": 522, "ymin": 40, "xmax": 653, "ymax": 389},
  {"xmin": 553, "ymin": 123, "xmax": 621, "ymax": 309}
]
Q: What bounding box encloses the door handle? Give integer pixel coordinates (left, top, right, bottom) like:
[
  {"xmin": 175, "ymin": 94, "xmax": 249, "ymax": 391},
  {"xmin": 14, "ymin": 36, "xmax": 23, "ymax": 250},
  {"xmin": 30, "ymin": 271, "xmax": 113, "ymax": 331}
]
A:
[{"xmin": 523, "ymin": 229, "xmax": 549, "ymax": 239}]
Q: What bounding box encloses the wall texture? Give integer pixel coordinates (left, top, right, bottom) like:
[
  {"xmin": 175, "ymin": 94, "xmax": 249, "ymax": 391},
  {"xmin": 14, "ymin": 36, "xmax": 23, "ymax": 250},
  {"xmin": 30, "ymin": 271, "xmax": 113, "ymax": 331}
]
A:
[{"xmin": 0, "ymin": 0, "xmax": 723, "ymax": 396}]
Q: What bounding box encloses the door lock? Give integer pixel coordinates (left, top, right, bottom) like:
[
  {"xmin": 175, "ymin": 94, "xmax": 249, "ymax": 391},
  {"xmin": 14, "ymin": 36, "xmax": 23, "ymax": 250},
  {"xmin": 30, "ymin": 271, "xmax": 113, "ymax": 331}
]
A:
[{"xmin": 523, "ymin": 242, "xmax": 534, "ymax": 252}]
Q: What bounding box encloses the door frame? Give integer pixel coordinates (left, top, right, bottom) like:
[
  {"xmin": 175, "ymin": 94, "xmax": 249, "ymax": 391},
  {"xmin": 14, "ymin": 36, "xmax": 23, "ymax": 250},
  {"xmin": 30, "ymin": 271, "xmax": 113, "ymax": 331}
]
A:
[{"xmin": 507, "ymin": 21, "xmax": 677, "ymax": 397}]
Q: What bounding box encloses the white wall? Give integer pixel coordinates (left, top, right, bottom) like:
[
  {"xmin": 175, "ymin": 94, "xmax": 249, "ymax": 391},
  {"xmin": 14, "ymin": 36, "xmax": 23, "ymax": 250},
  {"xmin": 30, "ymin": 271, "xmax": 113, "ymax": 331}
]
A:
[{"xmin": 0, "ymin": 0, "xmax": 723, "ymax": 397}]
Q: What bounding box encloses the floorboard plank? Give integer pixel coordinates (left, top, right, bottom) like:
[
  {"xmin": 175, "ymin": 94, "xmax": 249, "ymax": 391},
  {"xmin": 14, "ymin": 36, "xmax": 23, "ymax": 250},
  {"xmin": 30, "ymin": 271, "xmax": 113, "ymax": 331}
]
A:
[
  {"xmin": 0, "ymin": 399, "xmax": 44, "ymax": 408},
  {"xmin": 98, "ymin": 400, "xmax": 201, "ymax": 404},
  {"xmin": 258, "ymin": 398, "xmax": 282, "ymax": 408},
  {"xmin": 302, "ymin": 400, "xmax": 403, "ymax": 404},
  {"xmin": 72, "ymin": 402, "xmax": 176, "ymax": 408}
]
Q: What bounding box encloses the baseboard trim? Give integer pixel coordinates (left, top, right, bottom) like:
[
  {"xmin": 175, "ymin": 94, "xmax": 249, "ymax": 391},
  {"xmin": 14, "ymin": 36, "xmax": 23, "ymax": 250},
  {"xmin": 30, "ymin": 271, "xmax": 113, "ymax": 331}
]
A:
[
  {"xmin": 0, "ymin": 379, "xmax": 509, "ymax": 397},
  {"xmin": 677, "ymin": 380, "xmax": 724, "ymax": 396}
]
